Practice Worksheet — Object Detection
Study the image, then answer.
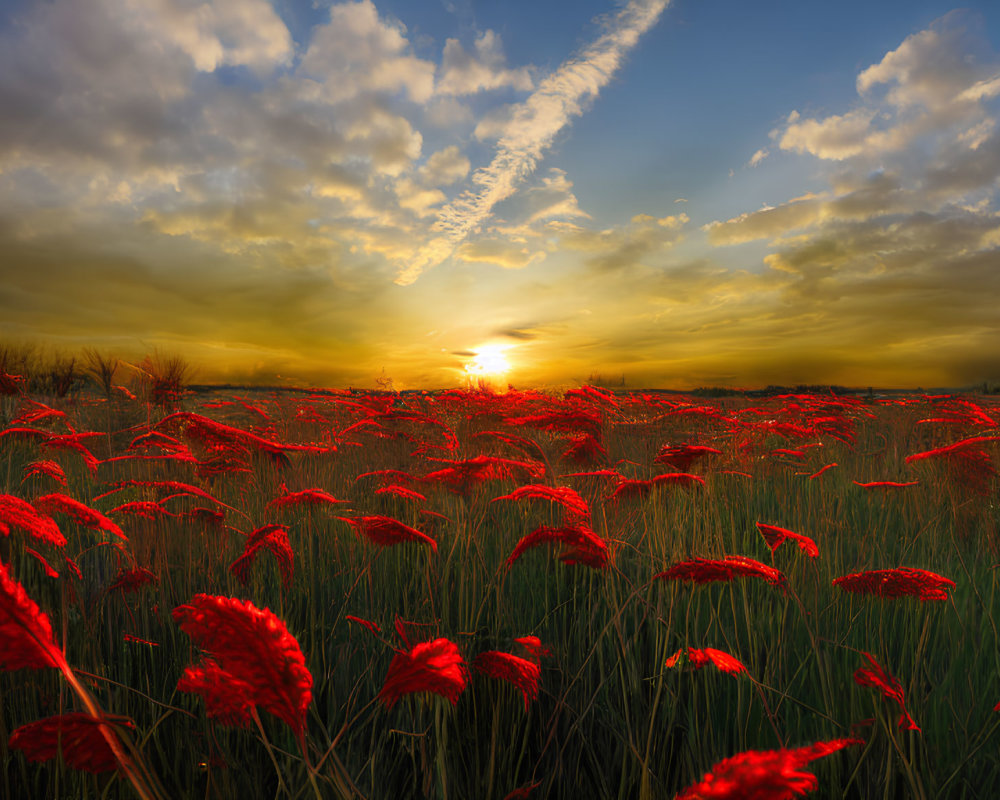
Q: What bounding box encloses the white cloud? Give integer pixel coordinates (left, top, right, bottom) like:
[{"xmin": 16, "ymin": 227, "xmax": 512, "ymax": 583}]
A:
[
  {"xmin": 523, "ymin": 169, "xmax": 591, "ymax": 224},
  {"xmin": 778, "ymin": 109, "xmax": 877, "ymax": 160},
  {"xmin": 456, "ymin": 239, "xmax": 547, "ymax": 269},
  {"xmin": 436, "ymin": 30, "xmax": 533, "ymax": 95},
  {"xmin": 419, "ymin": 145, "xmax": 470, "ymax": 186},
  {"xmin": 748, "ymin": 148, "xmax": 769, "ymax": 167},
  {"xmin": 778, "ymin": 12, "xmax": 999, "ymax": 165},
  {"xmin": 856, "ymin": 13, "xmax": 986, "ymax": 112},
  {"xmin": 299, "ymin": 0, "xmax": 435, "ymax": 104},
  {"xmin": 142, "ymin": 0, "xmax": 293, "ymax": 74},
  {"xmin": 395, "ymin": 0, "xmax": 670, "ymax": 284}
]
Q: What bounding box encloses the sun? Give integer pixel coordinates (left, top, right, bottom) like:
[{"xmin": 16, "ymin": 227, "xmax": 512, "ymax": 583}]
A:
[{"xmin": 464, "ymin": 345, "xmax": 511, "ymax": 382}]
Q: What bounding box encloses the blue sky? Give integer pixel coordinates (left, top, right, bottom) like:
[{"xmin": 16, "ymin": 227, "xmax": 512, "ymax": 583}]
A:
[{"xmin": 1, "ymin": 0, "xmax": 999, "ymax": 389}]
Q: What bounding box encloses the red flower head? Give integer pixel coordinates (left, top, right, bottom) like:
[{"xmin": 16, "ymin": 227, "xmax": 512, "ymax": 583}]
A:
[
  {"xmin": 339, "ymin": 515, "xmax": 437, "ymax": 552},
  {"xmin": 106, "ymin": 567, "xmax": 158, "ymax": 594},
  {"xmin": 173, "ymin": 594, "xmax": 313, "ymax": 736},
  {"xmin": 1, "ymin": 494, "xmax": 66, "ymax": 547},
  {"xmin": 267, "ymin": 488, "xmax": 348, "ymax": 511},
  {"xmin": 176, "ymin": 659, "xmax": 254, "ymax": 728},
  {"xmin": 505, "ymin": 524, "xmax": 609, "ymax": 570},
  {"xmin": 756, "ymin": 523, "xmax": 819, "ymax": 558},
  {"xmin": 473, "ymin": 650, "xmax": 541, "ymax": 711},
  {"xmin": 230, "ymin": 524, "xmax": 294, "ymax": 589},
  {"xmin": 665, "ymin": 647, "xmax": 748, "ymax": 676},
  {"xmin": 832, "ymin": 568, "xmax": 954, "ymax": 601},
  {"xmin": 379, "ymin": 637, "xmax": 468, "ymax": 709},
  {"xmin": 854, "ymin": 652, "xmax": 920, "ymax": 731},
  {"xmin": 32, "ymin": 494, "xmax": 125, "ymax": 541},
  {"xmin": 0, "ymin": 561, "xmax": 64, "ymax": 671},
  {"xmin": 656, "ymin": 556, "xmax": 786, "ymax": 587},
  {"xmin": 675, "ymin": 738, "xmax": 863, "ymax": 799},
  {"xmin": 653, "ymin": 444, "xmax": 722, "ymax": 472},
  {"xmin": 491, "ymin": 484, "xmax": 591, "ymax": 525},
  {"xmin": 9, "ymin": 713, "xmax": 133, "ymax": 774}
]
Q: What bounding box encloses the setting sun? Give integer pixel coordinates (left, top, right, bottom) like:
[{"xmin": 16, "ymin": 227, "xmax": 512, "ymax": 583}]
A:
[{"xmin": 464, "ymin": 345, "xmax": 512, "ymax": 380}]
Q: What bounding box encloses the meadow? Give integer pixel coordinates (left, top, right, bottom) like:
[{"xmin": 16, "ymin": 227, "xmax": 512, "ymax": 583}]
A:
[{"xmin": 1, "ymin": 374, "xmax": 999, "ymax": 799}]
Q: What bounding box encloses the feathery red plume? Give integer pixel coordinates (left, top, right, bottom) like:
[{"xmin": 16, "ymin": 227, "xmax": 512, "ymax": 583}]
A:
[
  {"xmin": 655, "ymin": 556, "xmax": 786, "ymax": 587},
  {"xmin": 832, "ymin": 568, "xmax": 954, "ymax": 601},
  {"xmin": 173, "ymin": 594, "xmax": 313, "ymax": 736},
  {"xmin": 675, "ymin": 738, "xmax": 862, "ymax": 799},
  {"xmin": 0, "ymin": 560, "xmax": 64, "ymax": 671},
  {"xmin": 378, "ymin": 637, "xmax": 468, "ymax": 709},
  {"xmin": 9, "ymin": 713, "xmax": 133, "ymax": 773}
]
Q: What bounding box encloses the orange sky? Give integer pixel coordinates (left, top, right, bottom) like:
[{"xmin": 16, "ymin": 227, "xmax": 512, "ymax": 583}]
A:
[{"xmin": 1, "ymin": 2, "xmax": 999, "ymax": 390}]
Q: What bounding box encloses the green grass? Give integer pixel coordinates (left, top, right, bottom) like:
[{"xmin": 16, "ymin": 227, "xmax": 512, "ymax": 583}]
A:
[{"xmin": 1, "ymin": 387, "xmax": 999, "ymax": 799}]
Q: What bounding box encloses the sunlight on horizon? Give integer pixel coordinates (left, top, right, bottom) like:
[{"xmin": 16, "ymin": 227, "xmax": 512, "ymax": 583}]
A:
[{"xmin": 464, "ymin": 344, "xmax": 512, "ymax": 384}]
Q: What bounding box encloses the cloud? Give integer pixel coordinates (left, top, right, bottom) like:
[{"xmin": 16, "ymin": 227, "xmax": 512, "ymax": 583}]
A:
[
  {"xmin": 748, "ymin": 148, "xmax": 769, "ymax": 167},
  {"xmin": 436, "ymin": 30, "xmax": 533, "ymax": 95},
  {"xmin": 685, "ymin": 11, "xmax": 1000, "ymax": 386},
  {"xmin": 298, "ymin": 0, "xmax": 435, "ymax": 104},
  {"xmin": 395, "ymin": 0, "xmax": 670, "ymax": 284},
  {"xmin": 141, "ymin": 0, "xmax": 293, "ymax": 74},
  {"xmin": 775, "ymin": 11, "xmax": 999, "ymax": 165},
  {"xmin": 777, "ymin": 109, "xmax": 877, "ymax": 160},
  {"xmin": 456, "ymin": 239, "xmax": 547, "ymax": 269},
  {"xmin": 419, "ymin": 145, "xmax": 470, "ymax": 186},
  {"xmin": 550, "ymin": 211, "xmax": 689, "ymax": 271},
  {"xmin": 523, "ymin": 169, "xmax": 591, "ymax": 224}
]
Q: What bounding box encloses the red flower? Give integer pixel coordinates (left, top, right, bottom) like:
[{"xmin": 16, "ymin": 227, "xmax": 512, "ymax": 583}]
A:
[
  {"xmin": 675, "ymin": 738, "xmax": 862, "ymax": 799},
  {"xmin": 176, "ymin": 659, "xmax": 254, "ymax": 728},
  {"xmin": 514, "ymin": 635, "xmax": 552, "ymax": 663},
  {"xmin": 807, "ymin": 463, "xmax": 837, "ymax": 480},
  {"xmin": 0, "ymin": 560, "xmax": 64, "ymax": 671},
  {"xmin": 665, "ymin": 647, "xmax": 748, "ymax": 676},
  {"xmin": 106, "ymin": 567, "xmax": 158, "ymax": 594},
  {"xmin": 503, "ymin": 781, "xmax": 542, "ymax": 800},
  {"xmin": 32, "ymin": 493, "xmax": 126, "ymax": 541},
  {"xmin": 0, "ymin": 494, "xmax": 66, "ymax": 547},
  {"xmin": 653, "ymin": 444, "xmax": 722, "ymax": 471},
  {"xmin": 491, "ymin": 485, "xmax": 591, "ymax": 525},
  {"xmin": 21, "ymin": 460, "xmax": 67, "ymax": 486},
  {"xmin": 379, "ymin": 637, "xmax": 468, "ymax": 709},
  {"xmin": 345, "ymin": 615, "xmax": 382, "ymax": 635},
  {"xmin": 656, "ymin": 556, "xmax": 786, "ymax": 587},
  {"xmin": 375, "ymin": 484, "xmax": 427, "ymax": 502},
  {"xmin": 560, "ymin": 432, "xmax": 607, "ymax": 465},
  {"xmin": 473, "ymin": 651, "xmax": 541, "ymax": 710},
  {"xmin": 108, "ymin": 501, "xmax": 175, "ymax": 520},
  {"xmin": 905, "ymin": 436, "xmax": 1000, "ymax": 494},
  {"xmin": 9, "ymin": 713, "xmax": 133, "ymax": 774},
  {"xmin": 39, "ymin": 435, "xmax": 100, "ymax": 474},
  {"xmin": 505, "ymin": 524, "xmax": 609, "ymax": 570},
  {"xmin": 854, "ymin": 652, "xmax": 920, "ymax": 731},
  {"xmin": 652, "ymin": 472, "xmax": 706, "ymax": 489},
  {"xmin": 266, "ymin": 487, "xmax": 347, "ymax": 511},
  {"xmin": 173, "ymin": 594, "xmax": 313, "ymax": 736},
  {"xmin": 756, "ymin": 523, "xmax": 819, "ymax": 558},
  {"xmin": 23, "ymin": 547, "xmax": 60, "ymax": 579},
  {"xmin": 339, "ymin": 515, "xmax": 437, "ymax": 552},
  {"xmin": 230, "ymin": 524, "xmax": 294, "ymax": 589},
  {"xmin": 832, "ymin": 568, "xmax": 954, "ymax": 601}
]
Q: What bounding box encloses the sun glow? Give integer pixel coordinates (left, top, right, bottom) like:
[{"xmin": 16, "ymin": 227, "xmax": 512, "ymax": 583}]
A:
[{"xmin": 464, "ymin": 345, "xmax": 511, "ymax": 382}]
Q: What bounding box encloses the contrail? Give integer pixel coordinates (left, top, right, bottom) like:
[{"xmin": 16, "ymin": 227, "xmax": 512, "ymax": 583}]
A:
[{"xmin": 395, "ymin": 0, "xmax": 670, "ymax": 285}]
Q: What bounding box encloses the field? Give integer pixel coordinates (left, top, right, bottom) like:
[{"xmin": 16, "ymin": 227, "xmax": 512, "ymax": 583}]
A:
[{"xmin": 2, "ymin": 381, "xmax": 1000, "ymax": 799}]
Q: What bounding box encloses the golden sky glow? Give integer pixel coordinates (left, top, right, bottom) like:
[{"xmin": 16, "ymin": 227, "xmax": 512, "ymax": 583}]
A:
[{"xmin": 1, "ymin": 2, "xmax": 999, "ymax": 389}]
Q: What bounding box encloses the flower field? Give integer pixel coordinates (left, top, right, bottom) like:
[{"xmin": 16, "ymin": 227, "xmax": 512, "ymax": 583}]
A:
[{"xmin": 2, "ymin": 381, "xmax": 999, "ymax": 799}]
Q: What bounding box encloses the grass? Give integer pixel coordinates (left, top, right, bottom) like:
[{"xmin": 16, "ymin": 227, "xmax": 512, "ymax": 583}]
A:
[{"xmin": 1, "ymin": 383, "xmax": 999, "ymax": 799}]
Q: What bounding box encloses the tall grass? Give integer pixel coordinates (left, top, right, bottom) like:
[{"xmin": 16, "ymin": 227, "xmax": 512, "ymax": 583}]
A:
[{"xmin": 1, "ymin": 386, "xmax": 998, "ymax": 798}]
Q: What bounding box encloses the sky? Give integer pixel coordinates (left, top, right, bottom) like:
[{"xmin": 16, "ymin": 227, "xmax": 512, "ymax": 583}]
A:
[{"xmin": 2, "ymin": 0, "xmax": 999, "ymax": 390}]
